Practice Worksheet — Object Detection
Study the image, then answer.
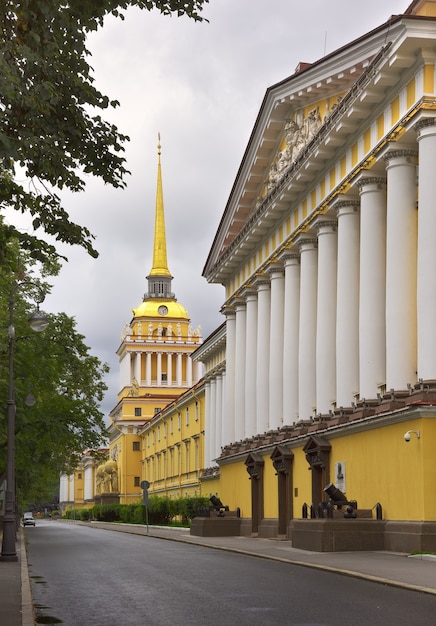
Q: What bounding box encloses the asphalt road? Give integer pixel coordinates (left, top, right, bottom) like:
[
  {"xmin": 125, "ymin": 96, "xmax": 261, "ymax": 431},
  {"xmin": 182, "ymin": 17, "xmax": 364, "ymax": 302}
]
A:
[{"xmin": 25, "ymin": 521, "xmax": 436, "ymax": 625}]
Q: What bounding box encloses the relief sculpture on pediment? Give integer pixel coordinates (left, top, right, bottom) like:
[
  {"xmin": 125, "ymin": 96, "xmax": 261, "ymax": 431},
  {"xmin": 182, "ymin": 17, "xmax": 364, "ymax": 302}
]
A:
[{"xmin": 266, "ymin": 106, "xmax": 322, "ymax": 192}]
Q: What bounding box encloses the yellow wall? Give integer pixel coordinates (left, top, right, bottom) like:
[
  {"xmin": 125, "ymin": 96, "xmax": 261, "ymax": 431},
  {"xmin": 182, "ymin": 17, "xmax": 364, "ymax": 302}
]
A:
[
  {"xmin": 218, "ymin": 462, "xmax": 252, "ymax": 519},
  {"xmin": 213, "ymin": 417, "xmax": 436, "ymax": 523},
  {"xmin": 141, "ymin": 387, "xmax": 205, "ymax": 499}
]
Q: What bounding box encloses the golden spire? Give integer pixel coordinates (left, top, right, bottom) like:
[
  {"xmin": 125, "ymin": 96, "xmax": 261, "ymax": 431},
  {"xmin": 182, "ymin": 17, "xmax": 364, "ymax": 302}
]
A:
[{"xmin": 149, "ymin": 133, "xmax": 171, "ymax": 278}]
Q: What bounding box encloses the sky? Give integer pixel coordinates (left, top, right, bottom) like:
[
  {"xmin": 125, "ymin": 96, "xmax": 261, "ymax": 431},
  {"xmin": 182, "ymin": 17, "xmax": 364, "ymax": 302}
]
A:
[{"xmin": 25, "ymin": 0, "xmax": 405, "ymax": 417}]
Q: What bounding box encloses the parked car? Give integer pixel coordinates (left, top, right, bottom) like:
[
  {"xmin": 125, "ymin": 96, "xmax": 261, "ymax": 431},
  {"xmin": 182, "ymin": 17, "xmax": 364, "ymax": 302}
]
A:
[{"xmin": 22, "ymin": 512, "xmax": 36, "ymax": 527}]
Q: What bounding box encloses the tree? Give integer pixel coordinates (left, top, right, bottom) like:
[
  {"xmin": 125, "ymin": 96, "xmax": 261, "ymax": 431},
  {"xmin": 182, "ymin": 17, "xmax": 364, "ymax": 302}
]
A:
[
  {"xmin": 0, "ymin": 242, "xmax": 110, "ymax": 505},
  {"xmin": 0, "ymin": 0, "xmax": 209, "ymax": 263}
]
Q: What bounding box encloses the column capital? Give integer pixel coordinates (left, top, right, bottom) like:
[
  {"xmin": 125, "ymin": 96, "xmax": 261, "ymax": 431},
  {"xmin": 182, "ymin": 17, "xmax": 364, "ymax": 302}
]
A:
[
  {"xmin": 234, "ymin": 298, "xmax": 246, "ymax": 311},
  {"xmin": 414, "ymin": 115, "xmax": 436, "ymax": 137},
  {"xmin": 330, "ymin": 194, "xmax": 360, "ymax": 213},
  {"xmin": 242, "ymin": 288, "xmax": 258, "ymax": 301},
  {"xmin": 253, "ymin": 275, "xmax": 271, "ymax": 291},
  {"xmin": 316, "ymin": 220, "xmax": 337, "ymax": 234},
  {"xmin": 268, "ymin": 263, "xmax": 285, "ymax": 278},
  {"xmin": 220, "ymin": 304, "xmax": 236, "ymax": 318},
  {"xmin": 281, "ymin": 252, "xmax": 300, "ymax": 267},
  {"xmin": 356, "ymin": 175, "xmax": 386, "ymax": 194},
  {"xmin": 383, "ymin": 147, "xmax": 418, "ymax": 165},
  {"xmin": 297, "ymin": 237, "xmax": 318, "ymax": 252}
]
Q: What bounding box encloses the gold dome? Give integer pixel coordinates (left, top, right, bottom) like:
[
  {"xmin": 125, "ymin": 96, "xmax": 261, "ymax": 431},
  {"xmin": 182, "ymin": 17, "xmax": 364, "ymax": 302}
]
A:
[{"xmin": 132, "ymin": 300, "xmax": 189, "ymax": 320}]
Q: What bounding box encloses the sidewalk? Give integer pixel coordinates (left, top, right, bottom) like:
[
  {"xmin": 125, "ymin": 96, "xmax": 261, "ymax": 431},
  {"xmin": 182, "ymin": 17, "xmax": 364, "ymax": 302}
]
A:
[
  {"xmin": 1, "ymin": 522, "xmax": 435, "ymax": 626},
  {"xmin": 0, "ymin": 529, "xmax": 34, "ymax": 626}
]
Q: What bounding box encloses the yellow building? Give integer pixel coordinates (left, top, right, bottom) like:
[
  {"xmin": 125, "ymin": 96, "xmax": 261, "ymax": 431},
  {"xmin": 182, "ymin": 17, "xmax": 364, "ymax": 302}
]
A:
[
  {"xmin": 60, "ymin": 139, "xmax": 205, "ymax": 510},
  {"xmin": 139, "ymin": 381, "xmax": 205, "ymax": 498},
  {"xmin": 107, "ymin": 138, "xmax": 203, "ymax": 504},
  {"xmin": 59, "ymin": 449, "xmax": 109, "ymax": 512},
  {"xmin": 201, "ymin": 0, "xmax": 436, "ymax": 551}
]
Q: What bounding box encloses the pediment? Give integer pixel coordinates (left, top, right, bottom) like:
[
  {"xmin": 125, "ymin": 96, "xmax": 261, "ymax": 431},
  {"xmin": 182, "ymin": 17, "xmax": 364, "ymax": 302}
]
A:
[{"xmin": 203, "ymin": 13, "xmax": 423, "ymax": 285}]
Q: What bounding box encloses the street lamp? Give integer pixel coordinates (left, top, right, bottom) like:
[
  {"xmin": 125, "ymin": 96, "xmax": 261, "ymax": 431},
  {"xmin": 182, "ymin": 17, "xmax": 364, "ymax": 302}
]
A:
[{"xmin": 1, "ymin": 281, "xmax": 49, "ymax": 561}]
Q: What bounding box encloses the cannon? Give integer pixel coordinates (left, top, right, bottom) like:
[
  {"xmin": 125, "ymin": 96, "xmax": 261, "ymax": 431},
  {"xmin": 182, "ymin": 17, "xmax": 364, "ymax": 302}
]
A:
[
  {"xmin": 209, "ymin": 495, "xmax": 229, "ymax": 517},
  {"xmin": 323, "ymin": 483, "xmax": 357, "ymax": 518}
]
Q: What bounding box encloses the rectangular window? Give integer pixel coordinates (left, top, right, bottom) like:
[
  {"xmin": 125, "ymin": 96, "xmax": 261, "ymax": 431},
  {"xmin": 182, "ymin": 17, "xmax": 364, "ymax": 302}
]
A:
[
  {"xmin": 77, "ymin": 473, "xmax": 82, "ymax": 480},
  {"xmin": 134, "ymin": 407, "xmax": 142, "ymax": 417},
  {"xmin": 185, "ymin": 407, "xmax": 189, "ymax": 426},
  {"xmin": 133, "ymin": 441, "xmax": 140, "ymax": 451},
  {"xmin": 195, "ymin": 401, "xmax": 199, "ymax": 421},
  {"xmin": 178, "ymin": 412, "xmax": 181, "ymax": 430},
  {"xmin": 170, "ymin": 417, "xmax": 173, "ymax": 434},
  {"xmin": 154, "ymin": 407, "xmax": 160, "ymax": 415},
  {"xmin": 134, "ymin": 476, "xmax": 140, "ymax": 487}
]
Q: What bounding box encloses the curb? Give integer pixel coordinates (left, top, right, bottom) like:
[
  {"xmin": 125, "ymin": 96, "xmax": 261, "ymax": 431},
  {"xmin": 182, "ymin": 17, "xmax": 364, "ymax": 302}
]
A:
[{"xmin": 20, "ymin": 530, "xmax": 35, "ymax": 626}]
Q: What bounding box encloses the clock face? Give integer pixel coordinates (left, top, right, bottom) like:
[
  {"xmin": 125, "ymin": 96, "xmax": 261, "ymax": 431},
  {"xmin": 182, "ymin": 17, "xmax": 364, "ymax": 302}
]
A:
[{"xmin": 158, "ymin": 305, "xmax": 168, "ymax": 316}]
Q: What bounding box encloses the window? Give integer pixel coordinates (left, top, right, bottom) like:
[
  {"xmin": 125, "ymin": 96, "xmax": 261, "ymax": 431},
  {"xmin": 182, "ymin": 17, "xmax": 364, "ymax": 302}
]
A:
[
  {"xmin": 77, "ymin": 473, "xmax": 82, "ymax": 480},
  {"xmin": 162, "ymin": 373, "xmax": 167, "ymax": 382},
  {"xmin": 170, "ymin": 417, "xmax": 173, "ymax": 434},
  {"xmin": 133, "ymin": 441, "xmax": 140, "ymax": 451},
  {"xmin": 185, "ymin": 407, "xmax": 189, "ymax": 426},
  {"xmin": 134, "ymin": 407, "xmax": 142, "ymax": 417},
  {"xmin": 185, "ymin": 441, "xmax": 190, "ymax": 473},
  {"xmin": 134, "ymin": 476, "xmax": 140, "ymax": 487},
  {"xmin": 154, "ymin": 407, "xmax": 160, "ymax": 415},
  {"xmin": 178, "ymin": 412, "xmax": 181, "ymax": 430},
  {"xmin": 195, "ymin": 401, "xmax": 199, "ymax": 421}
]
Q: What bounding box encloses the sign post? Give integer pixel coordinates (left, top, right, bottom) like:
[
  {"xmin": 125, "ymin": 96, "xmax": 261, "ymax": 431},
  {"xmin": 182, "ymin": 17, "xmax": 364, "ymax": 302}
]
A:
[{"xmin": 140, "ymin": 480, "xmax": 150, "ymax": 534}]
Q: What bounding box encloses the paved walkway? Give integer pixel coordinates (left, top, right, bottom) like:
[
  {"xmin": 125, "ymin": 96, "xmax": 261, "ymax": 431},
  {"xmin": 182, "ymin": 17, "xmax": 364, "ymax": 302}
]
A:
[{"xmin": 1, "ymin": 521, "xmax": 435, "ymax": 625}]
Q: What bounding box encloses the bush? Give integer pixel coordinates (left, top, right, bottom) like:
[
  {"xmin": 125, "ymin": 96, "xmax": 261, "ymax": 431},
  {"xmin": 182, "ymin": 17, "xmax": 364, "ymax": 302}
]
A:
[{"xmin": 64, "ymin": 495, "xmax": 211, "ymax": 526}]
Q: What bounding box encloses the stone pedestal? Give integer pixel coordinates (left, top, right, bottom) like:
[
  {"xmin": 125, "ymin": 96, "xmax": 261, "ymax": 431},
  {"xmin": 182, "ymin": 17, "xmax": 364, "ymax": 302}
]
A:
[
  {"xmin": 190, "ymin": 513, "xmax": 241, "ymax": 537},
  {"xmin": 290, "ymin": 519, "xmax": 386, "ymax": 551},
  {"xmin": 94, "ymin": 493, "xmax": 120, "ymax": 506}
]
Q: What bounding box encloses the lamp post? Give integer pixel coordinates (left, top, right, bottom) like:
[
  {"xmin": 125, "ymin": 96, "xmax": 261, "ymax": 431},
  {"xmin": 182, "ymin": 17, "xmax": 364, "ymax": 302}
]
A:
[{"xmin": 1, "ymin": 281, "xmax": 49, "ymax": 561}]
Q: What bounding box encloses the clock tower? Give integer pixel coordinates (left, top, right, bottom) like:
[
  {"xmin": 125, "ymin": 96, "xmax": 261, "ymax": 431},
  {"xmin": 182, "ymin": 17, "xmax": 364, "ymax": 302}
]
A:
[{"xmin": 108, "ymin": 138, "xmax": 203, "ymax": 502}]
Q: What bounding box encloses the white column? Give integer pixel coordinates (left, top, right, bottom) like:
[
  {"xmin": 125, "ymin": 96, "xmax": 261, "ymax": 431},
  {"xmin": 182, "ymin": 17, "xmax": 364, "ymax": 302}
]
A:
[
  {"xmin": 256, "ymin": 280, "xmax": 271, "ymax": 433},
  {"xmin": 176, "ymin": 353, "xmax": 182, "ymax": 386},
  {"xmin": 298, "ymin": 239, "xmax": 318, "ymax": 419},
  {"xmin": 234, "ymin": 301, "xmax": 247, "ymax": 441},
  {"xmin": 282, "ymin": 254, "xmax": 300, "ymax": 424},
  {"xmin": 357, "ymin": 174, "xmax": 387, "ymax": 399},
  {"xmin": 415, "ymin": 117, "xmax": 436, "ymax": 381},
  {"xmin": 157, "ymin": 352, "xmax": 162, "ymax": 385},
  {"xmin": 315, "ymin": 221, "xmax": 338, "ymax": 414},
  {"xmin": 384, "ymin": 146, "xmax": 418, "ymax": 390},
  {"xmin": 334, "ymin": 196, "xmax": 360, "ymax": 406},
  {"xmin": 223, "ymin": 309, "xmax": 236, "ymax": 445},
  {"xmin": 166, "ymin": 353, "xmax": 172, "ymax": 385},
  {"xmin": 59, "ymin": 474, "xmax": 69, "ymax": 503},
  {"xmin": 209, "ymin": 378, "xmax": 217, "ymax": 462},
  {"xmin": 84, "ymin": 464, "xmax": 93, "ymax": 501},
  {"xmin": 146, "ymin": 353, "xmax": 152, "ymax": 386},
  {"xmin": 69, "ymin": 475, "xmax": 75, "ymax": 502},
  {"xmin": 186, "ymin": 355, "xmax": 193, "ymax": 387},
  {"xmin": 194, "ymin": 360, "xmax": 203, "ymax": 383},
  {"xmin": 215, "ymin": 373, "xmax": 223, "ymax": 459},
  {"xmin": 269, "ymin": 265, "xmax": 285, "ymax": 429},
  {"xmin": 204, "ymin": 380, "xmax": 212, "ymax": 467},
  {"xmin": 135, "ymin": 352, "xmax": 141, "ymax": 383},
  {"xmin": 119, "ymin": 353, "xmax": 130, "ymax": 391},
  {"xmin": 244, "ymin": 291, "xmax": 258, "ymax": 437},
  {"xmin": 219, "ymin": 371, "xmax": 226, "ymax": 454}
]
